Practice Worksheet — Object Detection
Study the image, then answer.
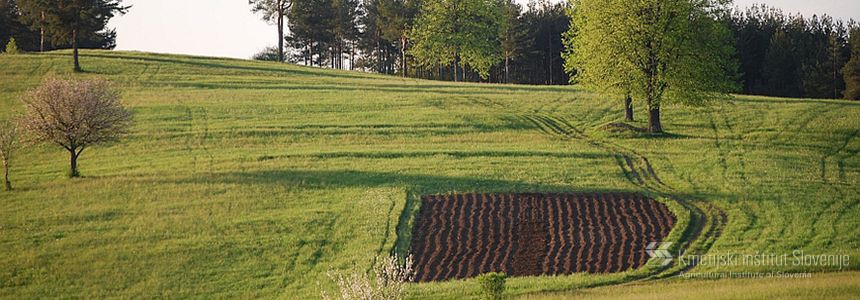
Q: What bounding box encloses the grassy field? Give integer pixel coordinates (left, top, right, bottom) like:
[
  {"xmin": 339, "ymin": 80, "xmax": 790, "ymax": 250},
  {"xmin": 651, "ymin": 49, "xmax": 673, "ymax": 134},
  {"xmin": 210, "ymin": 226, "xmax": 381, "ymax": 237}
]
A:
[
  {"xmin": 529, "ymin": 271, "xmax": 860, "ymax": 299},
  {"xmin": 0, "ymin": 50, "xmax": 858, "ymax": 298}
]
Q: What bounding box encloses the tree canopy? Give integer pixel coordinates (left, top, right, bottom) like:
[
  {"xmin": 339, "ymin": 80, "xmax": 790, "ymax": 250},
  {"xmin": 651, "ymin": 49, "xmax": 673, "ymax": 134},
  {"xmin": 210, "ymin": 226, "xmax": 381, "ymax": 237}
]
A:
[
  {"xmin": 249, "ymin": 0, "xmax": 292, "ymax": 62},
  {"xmin": 20, "ymin": 77, "xmax": 132, "ymax": 177},
  {"xmin": 410, "ymin": 0, "xmax": 506, "ymax": 81},
  {"xmin": 16, "ymin": 0, "xmax": 128, "ymax": 71},
  {"xmin": 564, "ymin": 0, "xmax": 738, "ymax": 132}
]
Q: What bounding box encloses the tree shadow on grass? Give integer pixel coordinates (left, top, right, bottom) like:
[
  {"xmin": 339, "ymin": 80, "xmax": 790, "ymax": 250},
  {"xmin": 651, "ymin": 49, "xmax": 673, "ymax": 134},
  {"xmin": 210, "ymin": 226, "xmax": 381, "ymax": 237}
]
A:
[
  {"xmin": 63, "ymin": 52, "xmax": 588, "ymax": 95},
  {"xmin": 156, "ymin": 168, "xmax": 650, "ymax": 264},
  {"xmin": 162, "ymin": 169, "xmax": 599, "ymax": 194},
  {"xmin": 76, "ymin": 52, "xmax": 369, "ymax": 80}
]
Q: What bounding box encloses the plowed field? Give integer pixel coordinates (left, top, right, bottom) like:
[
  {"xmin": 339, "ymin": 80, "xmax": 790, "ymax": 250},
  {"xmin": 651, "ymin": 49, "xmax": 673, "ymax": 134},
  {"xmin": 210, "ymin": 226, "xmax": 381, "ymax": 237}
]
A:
[{"xmin": 411, "ymin": 193, "xmax": 676, "ymax": 282}]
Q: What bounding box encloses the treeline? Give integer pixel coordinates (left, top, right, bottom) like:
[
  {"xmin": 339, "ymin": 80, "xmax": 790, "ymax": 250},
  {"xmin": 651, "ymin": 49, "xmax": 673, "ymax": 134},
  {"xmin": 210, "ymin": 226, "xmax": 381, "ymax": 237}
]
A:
[
  {"xmin": 0, "ymin": 0, "xmax": 119, "ymax": 53},
  {"xmin": 253, "ymin": 0, "xmax": 569, "ymax": 85},
  {"xmin": 723, "ymin": 5, "xmax": 858, "ymax": 99},
  {"xmin": 252, "ymin": 1, "xmax": 859, "ymax": 99}
]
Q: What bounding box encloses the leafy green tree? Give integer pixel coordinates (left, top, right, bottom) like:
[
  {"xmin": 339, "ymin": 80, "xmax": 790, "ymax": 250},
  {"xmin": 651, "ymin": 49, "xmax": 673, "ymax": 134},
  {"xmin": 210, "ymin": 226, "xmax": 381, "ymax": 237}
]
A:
[
  {"xmin": 17, "ymin": 0, "xmax": 128, "ymax": 72},
  {"xmin": 252, "ymin": 46, "xmax": 284, "ymax": 61},
  {"xmin": 845, "ymin": 27, "xmax": 860, "ymax": 100},
  {"xmin": 564, "ymin": 0, "xmax": 737, "ymax": 133},
  {"xmin": 410, "ymin": 0, "xmax": 506, "ymax": 81},
  {"xmin": 249, "ymin": 0, "xmax": 292, "ymax": 63}
]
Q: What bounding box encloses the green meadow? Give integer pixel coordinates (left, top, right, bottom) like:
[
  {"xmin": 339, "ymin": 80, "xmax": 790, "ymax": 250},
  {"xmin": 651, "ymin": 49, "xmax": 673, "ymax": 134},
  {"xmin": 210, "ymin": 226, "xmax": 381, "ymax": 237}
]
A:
[{"xmin": 0, "ymin": 50, "xmax": 857, "ymax": 298}]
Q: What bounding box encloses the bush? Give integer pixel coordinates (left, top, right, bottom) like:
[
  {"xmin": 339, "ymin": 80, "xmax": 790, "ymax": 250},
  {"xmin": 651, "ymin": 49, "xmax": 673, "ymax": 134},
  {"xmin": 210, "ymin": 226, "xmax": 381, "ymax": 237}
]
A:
[
  {"xmin": 252, "ymin": 46, "xmax": 282, "ymax": 62},
  {"xmin": 476, "ymin": 272, "xmax": 506, "ymax": 300},
  {"xmin": 323, "ymin": 254, "xmax": 414, "ymax": 300},
  {"xmin": 4, "ymin": 38, "xmax": 20, "ymax": 54}
]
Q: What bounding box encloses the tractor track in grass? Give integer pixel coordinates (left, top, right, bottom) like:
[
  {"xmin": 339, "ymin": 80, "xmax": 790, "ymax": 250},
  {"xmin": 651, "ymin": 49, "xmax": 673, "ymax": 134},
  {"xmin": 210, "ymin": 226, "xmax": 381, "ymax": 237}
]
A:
[{"xmin": 520, "ymin": 113, "xmax": 727, "ymax": 277}]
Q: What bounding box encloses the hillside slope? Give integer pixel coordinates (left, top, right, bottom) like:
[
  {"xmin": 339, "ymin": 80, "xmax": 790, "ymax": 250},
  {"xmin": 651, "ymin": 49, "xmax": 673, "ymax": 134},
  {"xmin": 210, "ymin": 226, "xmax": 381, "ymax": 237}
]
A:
[{"xmin": 0, "ymin": 51, "xmax": 858, "ymax": 298}]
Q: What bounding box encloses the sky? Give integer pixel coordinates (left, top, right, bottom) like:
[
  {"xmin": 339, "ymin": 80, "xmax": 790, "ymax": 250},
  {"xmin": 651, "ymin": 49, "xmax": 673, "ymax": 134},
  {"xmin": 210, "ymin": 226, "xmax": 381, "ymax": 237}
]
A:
[{"xmin": 107, "ymin": 0, "xmax": 860, "ymax": 59}]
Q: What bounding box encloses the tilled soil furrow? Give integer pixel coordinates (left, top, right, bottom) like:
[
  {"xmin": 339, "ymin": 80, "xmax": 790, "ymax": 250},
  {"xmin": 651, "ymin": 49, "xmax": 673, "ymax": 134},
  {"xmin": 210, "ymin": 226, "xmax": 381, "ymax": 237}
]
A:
[
  {"xmin": 411, "ymin": 193, "xmax": 674, "ymax": 281},
  {"xmin": 483, "ymin": 193, "xmax": 499, "ymax": 272},
  {"xmin": 434, "ymin": 197, "xmax": 458, "ymax": 280}
]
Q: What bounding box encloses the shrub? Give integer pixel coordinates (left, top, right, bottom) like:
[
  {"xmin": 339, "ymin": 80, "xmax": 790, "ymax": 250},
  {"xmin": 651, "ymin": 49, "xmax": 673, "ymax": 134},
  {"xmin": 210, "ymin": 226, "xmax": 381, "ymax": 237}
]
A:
[
  {"xmin": 323, "ymin": 254, "xmax": 414, "ymax": 300},
  {"xmin": 476, "ymin": 272, "xmax": 506, "ymax": 300},
  {"xmin": 4, "ymin": 38, "xmax": 20, "ymax": 54}
]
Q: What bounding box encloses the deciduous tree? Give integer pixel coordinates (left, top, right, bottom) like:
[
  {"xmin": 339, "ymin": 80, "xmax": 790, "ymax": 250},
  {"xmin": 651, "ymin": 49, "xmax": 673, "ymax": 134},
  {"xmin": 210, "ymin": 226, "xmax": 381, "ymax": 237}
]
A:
[
  {"xmin": 410, "ymin": 0, "xmax": 506, "ymax": 81},
  {"xmin": 0, "ymin": 119, "xmax": 18, "ymax": 191},
  {"xmin": 564, "ymin": 0, "xmax": 737, "ymax": 133},
  {"xmin": 21, "ymin": 77, "xmax": 132, "ymax": 177}
]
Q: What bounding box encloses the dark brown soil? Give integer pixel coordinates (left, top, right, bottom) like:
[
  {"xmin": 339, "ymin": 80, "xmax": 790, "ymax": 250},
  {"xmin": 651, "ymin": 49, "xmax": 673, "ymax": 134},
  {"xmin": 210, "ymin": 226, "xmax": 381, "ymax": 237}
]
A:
[{"xmin": 410, "ymin": 193, "xmax": 675, "ymax": 282}]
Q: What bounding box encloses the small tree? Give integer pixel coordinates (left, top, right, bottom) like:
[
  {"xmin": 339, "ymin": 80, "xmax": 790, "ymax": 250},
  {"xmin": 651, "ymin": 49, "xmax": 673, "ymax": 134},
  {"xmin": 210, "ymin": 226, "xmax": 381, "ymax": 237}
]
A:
[
  {"xmin": 476, "ymin": 272, "xmax": 506, "ymax": 300},
  {"xmin": 4, "ymin": 37, "xmax": 19, "ymax": 54},
  {"xmin": 252, "ymin": 46, "xmax": 283, "ymax": 62},
  {"xmin": 0, "ymin": 119, "xmax": 19, "ymax": 191},
  {"xmin": 323, "ymin": 254, "xmax": 414, "ymax": 300},
  {"xmin": 21, "ymin": 77, "xmax": 132, "ymax": 177}
]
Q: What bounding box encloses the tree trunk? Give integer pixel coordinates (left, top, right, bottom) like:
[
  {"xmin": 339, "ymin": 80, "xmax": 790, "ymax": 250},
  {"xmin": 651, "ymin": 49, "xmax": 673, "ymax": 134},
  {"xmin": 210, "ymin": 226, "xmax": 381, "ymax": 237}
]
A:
[
  {"xmin": 277, "ymin": 10, "xmax": 284, "ymax": 63},
  {"xmin": 547, "ymin": 34, "xmax": 552, "ymax": 85},
  {"xmin": 73, "ymin": 29, "xmax": 81, "ymax": 72},
  {"xmin": 454, "ymin": 55, "xmax": 463, "ymax": 82},
  {"xmin": 505, "ymin": 55, "xmax": 510, "ymax": 84},
  {"xmin": 69, "ymin": 149, "xmax": 80, "ymax": 178},
  {"xmin": 648, "ymin": 105, "xmax": 662, "ymax": 133},
  {"xmin": 453, "ymin": 59, "xmax": 458, "ymax": 82},
  {"xmin": 625, "ymin": 95, "xmax": 634, "ymax": 122},
  {"xmin": 3, "ymin": 160, "xmax": 10, "ymax": 191},
  {"xmin": 40, "ymin": 11, "xmax": 45, "ymax": 52},
  {"xmin": 350, "ymin": 40, "xmax": 355, "ymax": 70},
  {"xmin": 400, "ymin": 35, "xmax": 407, "ymax": 77}
]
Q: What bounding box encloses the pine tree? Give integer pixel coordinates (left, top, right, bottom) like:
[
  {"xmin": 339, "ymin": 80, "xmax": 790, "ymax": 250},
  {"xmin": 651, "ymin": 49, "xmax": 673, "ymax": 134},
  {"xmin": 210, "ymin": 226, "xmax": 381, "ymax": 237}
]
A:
[
  {"xmin": 378, "ymin": 0, "xmax": 420, "ymax": 76},
  {"xmin": 844, "ymin": 28, "xmax": 860, "ymax": 100},
  {"xmin": 249, "ymin": 0, "xmax": 292, "ymax": 63},
  {"xmin": 17, "ymin": 0, "xmax": 128, "ymax": 72},
  {"xmin": 287, "ymin": 0, "xmax": 335, "ymax": 67},
  {"xmin": 762, "ymin": 30, "xmax": 803, "ymax": 97},
  {"xmin": 4, "ymin": 37, "xmax": 18, "ymax": 54}
]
